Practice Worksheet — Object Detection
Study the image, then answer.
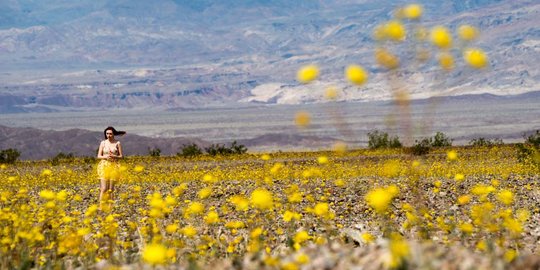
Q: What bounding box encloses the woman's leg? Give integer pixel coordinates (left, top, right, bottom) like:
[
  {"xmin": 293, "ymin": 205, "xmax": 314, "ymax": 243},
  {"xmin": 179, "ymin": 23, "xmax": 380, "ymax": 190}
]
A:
[
  {"xmin": 99, "ymin": 178, "xmax": 108, "ymax": 202},
  {"xmin": 107, "ymin": 180, "xmax": 115, "ymax": 201}
]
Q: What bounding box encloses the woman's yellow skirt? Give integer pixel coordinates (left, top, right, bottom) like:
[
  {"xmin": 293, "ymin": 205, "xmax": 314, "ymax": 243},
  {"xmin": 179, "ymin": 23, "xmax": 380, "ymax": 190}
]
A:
[{"xmin": 97, "ymin": 160, "xmax": 121, "ymax": 181}]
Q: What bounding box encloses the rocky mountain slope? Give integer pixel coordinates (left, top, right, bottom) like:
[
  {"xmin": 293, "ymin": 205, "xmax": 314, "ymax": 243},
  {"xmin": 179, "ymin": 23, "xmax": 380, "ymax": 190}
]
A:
[{"xmin": 0, "ymin": 0, "xmax": 538, "ymax": 112}]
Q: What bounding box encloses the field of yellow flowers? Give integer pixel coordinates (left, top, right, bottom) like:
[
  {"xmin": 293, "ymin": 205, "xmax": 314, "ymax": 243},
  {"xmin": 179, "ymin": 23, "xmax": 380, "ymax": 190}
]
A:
[{"xmin": 1, "ymin": 145, "xmax": 539, "ymax": 269}]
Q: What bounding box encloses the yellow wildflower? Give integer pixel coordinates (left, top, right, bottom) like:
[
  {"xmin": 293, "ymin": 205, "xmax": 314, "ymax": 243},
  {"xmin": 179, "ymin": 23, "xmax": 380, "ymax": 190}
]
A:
[
  {"xmin": 463, "ymin": 48, "xmax": 488, "ymax": 69},
  {"xmin": 497, "ymin": 190, "xmax": 514, "ymax": 205},
  {"xmin": 457, "ymin": 195, "xmax": 471, "ymax": 205},
  {"xmin": 384, "ymin": 20, "xmax": 406, "ymax": 41},
  {"xmin": 250, "ymin": 188, "xmax": 274, "ymax": 210},
  {"xmin": 324, "ymin": 87, "xmax": 339, "ymax": 100},
  {"xmin": 345, "ymin": 64, "xmax": 368, "ymax": 85},
  {"xmin": 297, "ymin": 65, "xmax": 319, "ymax": 83},
  {"xmin": 198, "ymin": 187, "xmax": 212, "ymax": 199},
  {"xmin": 204, "ymin": 211, "xmax": 220, "ymax": 225},
  {"xmin": 457, "ymin": 25, "xmax": 478, "ymax": 41},
  {"xmin": 431, "ymin": 26, "xmax": 452, "ymax": 49},
  {"xmin": 361, "ymin": 232, "xmax": 375, "ymax": 243},
  {"xmin": 439, "ymin": 52, "xmax": 454, "ymax": 71},
  {"xmin": 181, "ymin": 226, "xmax": 197, "ymax": 238},
  {"xmin": 375, "ymin": 48, "xmax": 400, "ymax": 69},
  {"xmin": 142, "ymin": 243, "xmax": 167, "ymax": 265},
  {"xmin": 39, "ymin": 190, "xmax": 55, "ymax": 200},
  {"xmin": 403, "ymin": 4, "xmax": 422, "ymax": 20},
  {"xmin": 295, "ymin": 111, "xmax": 311, "ymax": 128},
  {"xmin": 293, "ymin": 230, "xmax": 310, "ymax": 244},
  {"xmin": 317, "ymin": 156, "xmax": 328, "ymax": 164},
  {"xmin": 365, "ymin": 186, "xmax": 398, "ymax": 214},
  {"xmin": 134, "ymin": 165, "xmax": 145, "ymax": 172}
]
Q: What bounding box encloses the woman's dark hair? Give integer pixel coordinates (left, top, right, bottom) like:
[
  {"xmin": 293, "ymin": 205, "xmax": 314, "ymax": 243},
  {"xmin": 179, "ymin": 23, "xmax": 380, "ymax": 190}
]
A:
[{"xmin": 104, "ymin": 126, "xmax": 126, "ymax": 139}]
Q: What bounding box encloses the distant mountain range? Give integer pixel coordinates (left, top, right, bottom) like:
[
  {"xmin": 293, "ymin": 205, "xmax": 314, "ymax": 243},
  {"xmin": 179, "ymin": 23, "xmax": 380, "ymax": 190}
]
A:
[
  {"xmin": 0, "ymin": 125, "xmax": 337, "ymax": 160},
  {"xmin": 0, "ymin": 0, "xmax": 538, "ymax": 112}
]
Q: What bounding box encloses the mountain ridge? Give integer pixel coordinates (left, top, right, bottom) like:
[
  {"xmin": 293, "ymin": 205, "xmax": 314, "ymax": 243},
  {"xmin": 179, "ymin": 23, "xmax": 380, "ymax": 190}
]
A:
[{"xmin": 0, "ymin": 0, "xmax": 538, "ymax": 110}]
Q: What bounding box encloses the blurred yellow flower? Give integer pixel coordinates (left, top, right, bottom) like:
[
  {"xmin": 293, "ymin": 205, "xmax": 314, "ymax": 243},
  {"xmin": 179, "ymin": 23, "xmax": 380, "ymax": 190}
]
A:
[
  {"xmin": 198, "ymin": 187, "xmax": 212, "ymax": 199},
  {"xmin": 459, "ymin": 222, "xmax": 474, "ymax": 234},
  {"xmin": 250, "ymin": 227, "xmax": 263, "ymax": 239},
  {"xmin": 365, "ymin": 186, "xmax": 398, "ymax": 214},
  {"xmin": 332, "ymin": 141, "xmax": 347, "ymax": 154},
  {"xmin": 295, "ymin": 111, "xmax": 311, "ymax": 128},
  {"xmin": 454, "ymin": 173, "xmax": 465, "ymax": 182},
  {"xmin": 463, "ymin": 48, "xmax": 488, "ymax": 69},
  {"xmin": 187, "ymin": 202, "xmax": 205, "ymax": 216},
  {"xmin": 447, "ymin": 150, "xmax": 458, "ymax": 161},
  {"xmin": 345, "ymin": 64, "xmax": 368, "ymax": 85},
  {"xmin": 362, "ymin": 232, "xmax": 375, "ymax": 243},
  {"xmin": 457, "ymin": 195, "xmax": 471, "ymax": 205},
  {"xmin": 39, "ymin": 190, "xmax": 55, "ymax": 200},
  {"xmin": 165, "ymin": 224, "xmax": 178, "ymax": 234},
  {"xmin": 296, "ymin": 253, "xmax": 310, "ymax": 264},
  {"xmin": 324, "ymin": 87, "xmax": 339, "ymax": 100},
  {"xmin": 504, "ymin": 249, "xmax": 518, "ymax": 262},
  {"xmin": 430, "ymin": 26, "xmax": 452, "ymax": 49},
  {"xmin": 317, "ymin": 156, "xmax": 328, "ymax": 164},
  {"xmin": 293, "ymin": 230, "xmax": 310, "ymax": 244},
  {"xmin": 314, "ymin": 202, "xmax": 329, "ymax": 217},
  {"xmin": 134, "ymin": 165, "xmax": 145, "ymax": 172},
  {"xmin": 403, "ymin": 4, "xmax": 423, "ymax": 20},
  {"xmin": 438, "ymin": 52, "xmax": 454, "ymax": 71},
  {"xmin": 250, "ymin": 188, "xmax": 274, "ymax": 210},
  {"xmin": 142, "ymin": 243, "xmax": 167, "ymax": 265},
  {"xmin": 458, "ymin": 25, "xmax": 478, "ymax": 41},
  {"xmin": 497, "ymin": 190, "xmax": 514, "ymax": 205},
  {"xmin": 41, "ymin": 169, "xmax": 53, "ymax": 177},
  {"xmin": 204, "ymin": 211, "xmax": 220, "ymax": 224},
  {"xmin": 375, "ymin": 48, "xmax": 400, "ymax": 69},
  {"xmin": 202, "ymin": 174, "xmax": 217, "ymax": 183},
  {"xmin": 230, "ymin": 195, "xmax": 249, "ymax": 211},
  {"xmin": 181, "ymin": 226, "xmax": 197, "ymax": 238},
  {"xmin": 297, "ymin": 65, "xmax": 319, "ymax": 83},
  {"xmin": 384, "ymin": 20, "xmax": 406, "ymax": 41},
  {"xmin": 387, "ymin": 236, "xmax": 410, "ymax": 268}
]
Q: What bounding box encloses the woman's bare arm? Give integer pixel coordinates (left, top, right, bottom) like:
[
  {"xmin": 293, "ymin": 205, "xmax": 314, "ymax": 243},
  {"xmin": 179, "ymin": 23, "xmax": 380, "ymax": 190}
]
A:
[
  {"xmin": 116, "ymin": 142, "xmax": 123, "ymax": 159},
  {"xmin": 97, "ymin": 141, "xmax": 108, "ymax": 159}
]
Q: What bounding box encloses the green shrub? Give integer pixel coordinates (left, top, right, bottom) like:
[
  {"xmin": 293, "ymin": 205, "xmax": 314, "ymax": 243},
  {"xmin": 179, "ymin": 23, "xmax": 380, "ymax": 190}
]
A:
[
  {"xmin": 178, "ymin": 143, "xmax": 203, "ymax": 157},
  {"xmin": 431, "ymin": 132, "xmax": 453, "ymax": 147},
  {"xmin": 525, "ymin": 130, "xmax": 540, "ymax": 147},
  {"xmin": 516, "ymin": 130, "xmax": 540, "ymax": 166},
  {"xmin": 0, "ymin": 148, "xmax": 21, "ymax": 164},
  {"xmin": 469, "ymin": 137, "xmax": 503, "ymax": 147},
  {"xmin": 205, "ymin": 141, "xmax": 248, "ymax": 156},
  {"xmin": 367, "ymin": 130, "xmax": 402, "ymax": 149},
  {"xmin": 230, "ymin": 141, "xmax": 248, "ymax": 154},
  {"xmin": 411, "ymin": 138, "xmax": 431, "ymax": 156},
  {"xmin": 148, "ymin": 147, "xmax": 161, "ymax": 157},
  {"xmin": 50, "ymin": 152, "xmax": 74, "ymax": 166}
]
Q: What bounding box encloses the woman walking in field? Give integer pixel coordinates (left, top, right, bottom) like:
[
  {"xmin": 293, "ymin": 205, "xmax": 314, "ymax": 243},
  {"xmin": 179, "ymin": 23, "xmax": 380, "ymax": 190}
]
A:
[{"xmin": 97, "ymin": 126, "xmax": 125, "ymax": 205}]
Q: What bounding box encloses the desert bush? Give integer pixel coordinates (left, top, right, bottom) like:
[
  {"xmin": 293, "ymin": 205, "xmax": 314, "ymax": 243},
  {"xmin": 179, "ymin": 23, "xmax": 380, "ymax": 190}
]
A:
[
  {"xmin": 469, "ymin": 137, "xmax": 503, "ymax": 147},
  {"xmin": 50, "ymin": 152, "xmax": 74, "ymax": 166},
  {"xmin": 367, "ymin": 130, "xmax": 402, "ymax": 149},
  {"xmin": 431, "ymin": 132, "xmax": 453, "ymax": 147},
  {"xmin": 230, "ymin": 140, "xmax": 248, "ymax": 154},
  {"xmin": 178, "ymin": 143, "xmax": 203, "ymax": 157},
  {"xmin": 205, "ymin": 141, "xmax": 248, "ymax": 156},
  {"xmin": 516, "ymin": 130, "xmax": 540, "ymax": 165},
  {"xmin": 411, "ymin": 138, "xmax": 432, "ymax": 156},
  {"xmin": 0, "ymin": 148, "xmax": 20, "ymax": 164},
  {"xmin": 148, "ymin": 147, "xmax": 161, "ymax": 157}
]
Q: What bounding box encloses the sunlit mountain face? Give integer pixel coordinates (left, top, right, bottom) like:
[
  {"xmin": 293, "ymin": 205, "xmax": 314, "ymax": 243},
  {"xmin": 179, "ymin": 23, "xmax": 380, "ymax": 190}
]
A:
[{"xmin": 0, "ymin": 0, "xmax": 537, "ymax": 111}]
